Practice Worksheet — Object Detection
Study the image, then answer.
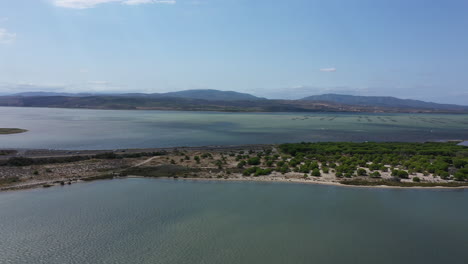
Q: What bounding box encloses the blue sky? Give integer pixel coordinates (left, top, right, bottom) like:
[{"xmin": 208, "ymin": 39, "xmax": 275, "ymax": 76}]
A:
[{"xmin": 0, "ymin": 0, "xmax": 467, "ymax": 104}]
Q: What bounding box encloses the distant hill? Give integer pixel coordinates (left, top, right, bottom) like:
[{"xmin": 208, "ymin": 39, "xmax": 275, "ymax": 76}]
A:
[
  {"xmin": 301, "ymin": 94, "xmax": 467, "ymax": 110},
  {"xmin": 13, "ymin": 92, "xmax": 94, "ymax": 97},
  {"xmin": 12, "ymin": 89, "xmax": 264, "ymax": 101},
  {"xmin": 2, "ymin": 90, "xmax": 467, "ymax": 113},
  {"xmin": 1, "ymin": 94, "xmax": 467, "ymax": 113},
  {"xmin": 161, "ymin": 89, "xmax": 264, "ymax": 101}
]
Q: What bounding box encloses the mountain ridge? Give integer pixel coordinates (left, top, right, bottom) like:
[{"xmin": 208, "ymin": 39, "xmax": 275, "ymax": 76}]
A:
[
  {"xmin": 12, "ymin": 89, "xmax": 264, "ymax": 101},
  {"xmin": 301, "ymin": 93, "xmax": 467, "ymax": 109},
  {"xmin": 3, "ymin": 90, "xmax": 467, "ymax": 113}
]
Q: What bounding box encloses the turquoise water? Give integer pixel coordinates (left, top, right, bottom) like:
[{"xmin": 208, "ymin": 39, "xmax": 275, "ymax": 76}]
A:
[
  {"xmin": 0, "ymin": 178, "xmax": 467, "ymax": 264},
  {"xmin": 1, "ymin": 107, "xmax": 468, "ymax": 149}
]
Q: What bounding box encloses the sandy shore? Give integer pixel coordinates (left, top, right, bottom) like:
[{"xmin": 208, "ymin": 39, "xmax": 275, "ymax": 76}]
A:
[{"xmin": 178, "ymin": 176, "xmax": 468, "ymax": 189}]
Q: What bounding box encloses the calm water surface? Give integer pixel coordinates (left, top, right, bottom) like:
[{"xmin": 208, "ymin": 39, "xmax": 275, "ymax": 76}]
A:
[
  {"xmin": 1, "ymin": 107, "xmax": 468, "ymax": 149},
  {"xmin": 0, "ymin": 178, "xmax": 467, "ymax": 264}
]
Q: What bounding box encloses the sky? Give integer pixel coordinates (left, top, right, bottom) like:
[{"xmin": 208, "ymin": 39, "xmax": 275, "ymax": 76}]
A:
[{"xmin": 0, "ymin": 0, "xmax": 467, "ymax": 104}]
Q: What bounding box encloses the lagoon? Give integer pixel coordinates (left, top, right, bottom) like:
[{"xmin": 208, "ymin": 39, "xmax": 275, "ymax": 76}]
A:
[
  {"xmin": 1, "ymin": 107, "xmax": 468, "ymax": 150},
  {"xmin": 0, "ymin": 178, "xmax": 467, "ymax": 264}
]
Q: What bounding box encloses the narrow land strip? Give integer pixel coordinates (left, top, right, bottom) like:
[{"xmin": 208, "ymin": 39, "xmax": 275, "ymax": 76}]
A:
[{"xmin": 1, "ymin": 142, "xmax": 467, "ymax": 191}]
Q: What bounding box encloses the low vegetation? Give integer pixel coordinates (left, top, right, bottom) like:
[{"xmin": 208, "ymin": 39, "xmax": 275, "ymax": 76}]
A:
[
  {"xmin": 1, "ymin": 142, "xmax": 467, "ymax": 190},
  {"xmin": 0, "ymin": 151, "xmax": 167, "ymax": 167},
  {"xmin": 121, "ymin": 165, "xmax": 199, "ymax": 178},
  {"xmin": 279, "ymin": 142, "xmax": 468, "ymax": 182}
]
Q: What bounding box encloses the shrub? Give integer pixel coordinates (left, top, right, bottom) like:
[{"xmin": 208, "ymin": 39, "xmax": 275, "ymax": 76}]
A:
[
  {"xmin": 413, "ymin": 177, "xmax": 421, "ymax": 182},
  {"xmin": 439, "ymin": 171, "xmax": 450, "ymax": 179},
  {"xmin": 237, "ymin": 160, "xmax": 246, "ymax": 168},
  {"xmin": 214, "ymin": 160, "xmax": 223, "ymax": 169},
  {"xmin": 6, "ymin": 157, "xmax": 34, "ymax": 166},
  {"xmin": 94, "ymin": 152, "xmax": 117, "ymax": 159},
  {"xmin": 454, "ymin": 171, "xmax": 467, "ymax": 181},
  {"xmin": 357, "ymin": 168, "xmax": 367, "ymax": 176},
  {"xmin": 398, "ymin": 170, "xmax": 409, "ymax": 179},
  {"xmin": 243, "ymin": 167, "xmax": 259, "ymax": 176},
  {"xmin": 201, "ymin": 153, "xmax": 212, "ymax": 159},
  {"xmin": 254, "ymin": 168, "xmax": 272, "ymax": 176},
  {"xmin": 312, "ymin": 168, "xmax": 321, "ymax": 177},
  {"xmin": 279, "ymin": 164, "xmax": 289, "ymax": 174},
  {"xmin": 453, "ymin": 159, "xmax": 467, "ymax": 169},
  {"xmin": 247, "ymin": 157, "xmax": 261, "ymax": 165}
]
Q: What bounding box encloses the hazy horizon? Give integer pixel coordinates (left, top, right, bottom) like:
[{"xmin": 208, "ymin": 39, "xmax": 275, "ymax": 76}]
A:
[{"xmin": 1, "ymin": 0, "xmax": 467, "ymax": 104}]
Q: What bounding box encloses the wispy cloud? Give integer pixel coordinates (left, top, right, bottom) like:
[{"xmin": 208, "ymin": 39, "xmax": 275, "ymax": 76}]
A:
[
  {"xmin": 320, "ymin": 67, "xmax": 336, "ymax": 72},
  {"xmin": 320, "ymin": 68, "xmax": 336, "ymax": 72},
  {"xmin": 53, "ymin": 0, "xmax": 175, "ymax": 9},
  {"xmin": 124, "ymin": 0, "xmax": 176, "ymax": 5},
  {"xmin": 0, "ymin": 28, "xmax": 16, "ymax": 44}
]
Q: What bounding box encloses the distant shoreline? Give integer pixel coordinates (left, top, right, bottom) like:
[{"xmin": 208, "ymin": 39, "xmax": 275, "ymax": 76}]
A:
[
  {"xmin": 2, "ymin": 105, "xmax": 468, "ymax": 115},
  {"xmin": 0, "ymin": 128, "xmax": 28, "ymax": 135},
  {"xmin": 1, "ymin": 97, "xmax": 468, "ymax": 114}
]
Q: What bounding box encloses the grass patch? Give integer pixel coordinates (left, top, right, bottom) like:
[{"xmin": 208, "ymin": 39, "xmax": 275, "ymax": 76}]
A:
[
  {"xmin": 0, "ymin": 176, "xmax": 20, "ymax": 186},
  {"xmin": 82, "ymin": 174, "xmax": 115, "ymax": 182},
  {"xmin": 0, "ymin": 151, "xmax": 167, "ymax": 167},
  {"xmin": 0, "ymin": 150, "xmax": 16, "ymax": 156},
  {"xmin": 121, "ymin": 165, "xmax": 199, "ymax": 178}
]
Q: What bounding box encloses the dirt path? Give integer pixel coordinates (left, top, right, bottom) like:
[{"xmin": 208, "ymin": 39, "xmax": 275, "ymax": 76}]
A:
[{"xmin": 132, "ymin": 156, "xmax": 159, "ymax": 167}]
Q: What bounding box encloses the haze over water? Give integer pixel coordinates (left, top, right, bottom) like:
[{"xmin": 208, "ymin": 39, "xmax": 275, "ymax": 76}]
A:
[{"xmin": 1, "ymin": 107, "xmax": 468, "ymax": 150}]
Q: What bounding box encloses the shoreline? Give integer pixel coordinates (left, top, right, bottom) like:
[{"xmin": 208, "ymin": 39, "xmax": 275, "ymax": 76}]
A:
[
  {"xmin": 2, "ymin": 175, "xmax": 468, "ymax": 192},
  {"xmin": 0, "ymin": 128, "xmax": 28, "ymax": 135},
  {"xmin": 2, "ymin": 105, "xmax": 468, "ymax": 115}
]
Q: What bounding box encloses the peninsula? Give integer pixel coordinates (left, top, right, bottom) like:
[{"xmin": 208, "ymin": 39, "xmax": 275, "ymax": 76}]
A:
[
  {"xmin": 1, "ymin": 142, "xmax": 467, "ymax": 191},
  {"xmin": 0, "ymin": 128, "xmax": 28, "ymax": 135}
]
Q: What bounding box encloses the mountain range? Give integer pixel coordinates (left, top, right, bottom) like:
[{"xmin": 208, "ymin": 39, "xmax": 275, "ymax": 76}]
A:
[
  {"xmin": 11, "ymin": 89, "xmax": 264, "ymax": 101},
  {"xmin": 1, "ymin": 90, "xmax": 467, "ymax": 113},
  {"xmin": 301, "ymin": 94, "xmax": 467, "ymax": 111}
]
